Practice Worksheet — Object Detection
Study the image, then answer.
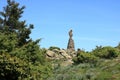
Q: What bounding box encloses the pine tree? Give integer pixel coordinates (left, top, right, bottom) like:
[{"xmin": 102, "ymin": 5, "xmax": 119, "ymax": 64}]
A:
[
  {"xmin": 0, "ymin": 0, "xmax": 52, "ymax": 79},
  {"xmin": 0, "ymin": 0, "xmax": 33, "ymax": 46}
]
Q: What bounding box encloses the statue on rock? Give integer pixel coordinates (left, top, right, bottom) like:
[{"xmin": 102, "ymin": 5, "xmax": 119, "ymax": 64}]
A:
[{"xmin": 67, "ymin": 29, "xmax": 75, "ymax": 51}]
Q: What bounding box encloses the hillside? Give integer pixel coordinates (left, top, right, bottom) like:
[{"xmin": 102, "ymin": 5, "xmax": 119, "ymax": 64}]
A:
[
  {"xmin": 48, "ymin": 54, "xmax": 120, "ymax": 80},
  {"xmin": 0, "ymin": 0, "xmax": 120, "ymax": 80}
]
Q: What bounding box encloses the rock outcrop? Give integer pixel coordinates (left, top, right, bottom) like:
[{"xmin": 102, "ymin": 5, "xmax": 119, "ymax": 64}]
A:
[
  {"xmin": 46, "ymin": 48, "xmax": 76, "ymax": 66},
  {"xmin": 67, "ymin": 29, "xmax": 75, "ymax": 51},
  {"xmin": 46, "ymin": 49, "xmax": 72, "ymax": 60},
  {"xmin": 46, "ymin": 29, "xmax": 76, "ymax": 66}
]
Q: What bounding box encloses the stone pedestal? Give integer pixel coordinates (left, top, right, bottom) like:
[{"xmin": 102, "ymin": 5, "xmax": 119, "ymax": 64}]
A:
[{"xmin": 67, "ymin": 38, "xmax": 75, "ymax": 51}]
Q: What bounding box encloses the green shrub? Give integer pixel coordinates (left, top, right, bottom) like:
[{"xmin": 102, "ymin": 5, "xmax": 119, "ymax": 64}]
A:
[
  {"xmin": 73, "ymin": 51, "xmax": 98, "ymax": 64},
  {"xmin": 10, "ymin": 41, "xmax": 53, "ymax": 79},
  {"xmin": 96, "ymin": 71, "xmax": 113, "ymax": 80},
  {"xmin": 49, "ymin": 46, "xmax": 60, "ymax": 51},
  {"xmin": 92, "ymin": 46, "xmax": 119, "ymax": 59},
  {"xmin": 0, "ymin": 53, "xmax": 29, "ymax": 80}
]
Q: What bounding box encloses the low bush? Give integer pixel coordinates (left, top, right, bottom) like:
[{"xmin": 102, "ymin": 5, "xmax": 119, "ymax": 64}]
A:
[
  {"xmin": 49, "ymin": 46, "xmax": 60, "ymax": 51},
  {"xmin": 73, "ymin": 51, "xmax": 98, "ymax": 64},
  {"xmin": 92, "ymin": 46, "xmax": 119, "ymax": 59}
]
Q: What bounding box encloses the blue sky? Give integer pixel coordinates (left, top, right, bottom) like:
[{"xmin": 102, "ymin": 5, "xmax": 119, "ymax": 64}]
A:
[{"xmin": 0, "ymin": 0, "xmax": 120, "ymax": 51}]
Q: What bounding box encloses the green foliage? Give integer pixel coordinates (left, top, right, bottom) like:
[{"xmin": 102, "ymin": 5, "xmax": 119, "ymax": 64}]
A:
[
  {"xmin": 92, "ymin": 46, "xmax": 119, "ymax": 59},
  {"xmin": 49, "ymin": 46, "xmax": 60, "ymax": 51},
  {"xmin": 10, "ymin": 40, "xmax": 45, "ymax": 64},
  {"xmin": 0, "ymin": 0, "xmax": 33, "ymax": 47},
  {"xmin": 48, "ymin": 55, "xmax": 120, "ymax": 80},
  {"xmin": 73, "ymin": 51, "xmax": 98, "ymax": 64},
  {"xmin": 115, "ymin": 43, "xmax": 120, "ymax": 52},
  {"xmin": 0, "ymin": 32, "xmax": 17, "ymax": 53},
  {"xmin": 0, "ymin": 0, "xmax": 52, "ymax": 80},
  {"xmin": 10, "ymin": 40, "xmax": 53, "ymax": 79},
  {"xmin": 0, "ymin": 53, "xmax": 29, "ymax": 80}
]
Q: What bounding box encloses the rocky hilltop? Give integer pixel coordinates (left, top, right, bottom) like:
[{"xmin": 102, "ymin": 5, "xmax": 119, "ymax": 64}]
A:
[
  {"xmin": 46, "ymin": 48, "xmax": 77, "ymax": 66},
  {"xmin": 46, "ymin": 29, "xmax": 76, "ymax": 66}
]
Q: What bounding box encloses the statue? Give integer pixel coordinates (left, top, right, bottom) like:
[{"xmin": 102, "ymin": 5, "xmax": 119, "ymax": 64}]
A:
[
  {"xmin": 67, "ymin": 29, "xmax": 75, "ymax": 51},
  {"xmin": 69, "ymin": 29, "xmax": 73, "ymax": 38}
]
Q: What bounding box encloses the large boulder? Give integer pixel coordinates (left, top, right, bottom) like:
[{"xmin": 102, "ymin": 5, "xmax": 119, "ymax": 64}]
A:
[
  {"xmin": 46, "ymin": 50, "xmax": 55, "ymax": 57},
  {"xmin": 46, "ymin": 49, "xmax": 76, "ymax": 60},
  {"xmin": 59, "ymin": 49, "xmax": 72, "ymax": 59}
]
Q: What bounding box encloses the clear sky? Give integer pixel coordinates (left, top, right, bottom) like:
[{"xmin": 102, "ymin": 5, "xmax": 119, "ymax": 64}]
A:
[{"xmin": 0, "ymin": 0, "xmax": 120, "ymax": 51}]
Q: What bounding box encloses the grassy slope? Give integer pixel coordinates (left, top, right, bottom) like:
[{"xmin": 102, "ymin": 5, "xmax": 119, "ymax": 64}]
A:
[{"xmin": 48, "ymin": 55, "xmax": 120, "ymax": 80}]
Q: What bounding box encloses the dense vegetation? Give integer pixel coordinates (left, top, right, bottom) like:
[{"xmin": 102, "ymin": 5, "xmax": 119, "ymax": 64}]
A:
[
  {"xmin": 0, "ymin": 0, "xmax": 120, "ymax": 80},
  {"xmin": 0, "ymin": 0, "xmax": 52, "ymax": 80},
  {"xmin": 48, "ymin": 46, "xmax": 120, "ymax": 80},
  {"xmin": 48, "ymin": 56, "xmax": 120, "ymax": 80}
]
